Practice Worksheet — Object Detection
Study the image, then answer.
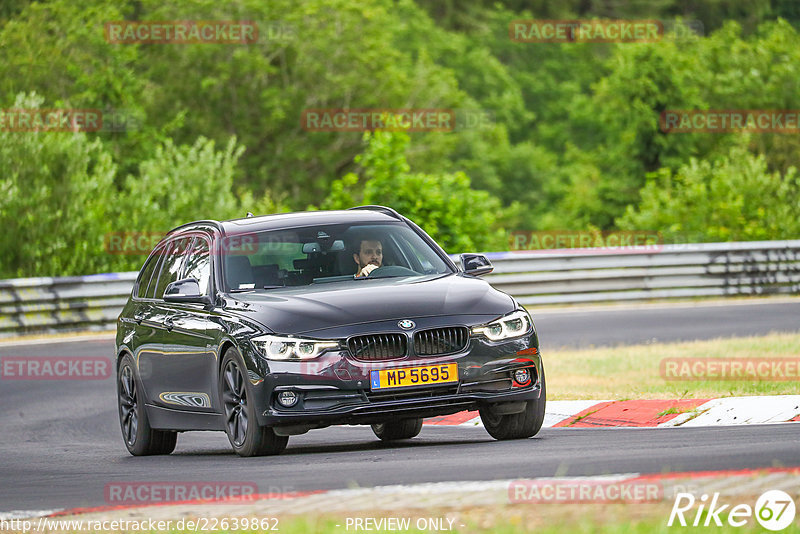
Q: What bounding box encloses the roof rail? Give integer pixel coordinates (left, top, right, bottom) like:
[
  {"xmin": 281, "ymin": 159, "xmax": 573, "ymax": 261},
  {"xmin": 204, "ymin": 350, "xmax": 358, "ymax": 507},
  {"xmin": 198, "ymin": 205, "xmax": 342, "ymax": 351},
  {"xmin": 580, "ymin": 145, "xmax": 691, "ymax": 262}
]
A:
[{"xmin": 347, "ymin": 205, "xmax": 402, "ymax": 220}]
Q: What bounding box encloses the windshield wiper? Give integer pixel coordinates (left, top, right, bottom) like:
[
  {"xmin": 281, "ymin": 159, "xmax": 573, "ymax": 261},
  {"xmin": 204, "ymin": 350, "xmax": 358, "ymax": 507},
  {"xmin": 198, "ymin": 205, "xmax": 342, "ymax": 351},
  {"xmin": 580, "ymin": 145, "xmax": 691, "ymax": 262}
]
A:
[
  {"xmin": 229, "ymin": 285, "xmax": 285, "ymax": 293},
  {"xmin": 353, "ymin": 274, "xmax": 407, "ymax": 280}
]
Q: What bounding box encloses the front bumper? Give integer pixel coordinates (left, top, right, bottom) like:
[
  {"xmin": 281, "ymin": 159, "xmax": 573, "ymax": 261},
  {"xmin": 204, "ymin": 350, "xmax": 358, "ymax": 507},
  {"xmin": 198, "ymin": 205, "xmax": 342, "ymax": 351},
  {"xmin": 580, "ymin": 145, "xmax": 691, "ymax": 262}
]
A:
[
  {"xmin": 245, "ymin": 330, "xmax": 542, "ymax": 429},
  {"xmin": 264, "ymin": 382, "xmax": 541, "ymax": 429}
]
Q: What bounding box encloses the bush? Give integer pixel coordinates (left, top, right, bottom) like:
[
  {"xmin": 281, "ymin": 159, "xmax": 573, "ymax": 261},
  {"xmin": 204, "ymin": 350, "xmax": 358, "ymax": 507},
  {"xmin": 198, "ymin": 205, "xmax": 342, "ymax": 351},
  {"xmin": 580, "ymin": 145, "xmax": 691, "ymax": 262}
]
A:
[
  {"xmin": 617, "ymin": 146, "xmax": 800, "ymax": 242},
  {"xmin": 0, "ymin": 92, "xmax": 117, "ymax": 277},
  {"xmin": 0, "ymin": 93, "xmax": 279, "ymax": 276},
  {"xmin": 119, "ymin": 136, "xmax": 244, "ymax": 232}
]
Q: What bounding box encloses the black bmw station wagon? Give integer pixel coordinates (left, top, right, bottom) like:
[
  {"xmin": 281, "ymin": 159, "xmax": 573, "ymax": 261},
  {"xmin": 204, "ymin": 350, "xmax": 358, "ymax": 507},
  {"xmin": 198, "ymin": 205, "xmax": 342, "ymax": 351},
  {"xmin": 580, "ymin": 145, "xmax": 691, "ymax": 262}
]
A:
[{"xmin": 116, "ymin": 206, "xmax": 545, "ymax": 456}]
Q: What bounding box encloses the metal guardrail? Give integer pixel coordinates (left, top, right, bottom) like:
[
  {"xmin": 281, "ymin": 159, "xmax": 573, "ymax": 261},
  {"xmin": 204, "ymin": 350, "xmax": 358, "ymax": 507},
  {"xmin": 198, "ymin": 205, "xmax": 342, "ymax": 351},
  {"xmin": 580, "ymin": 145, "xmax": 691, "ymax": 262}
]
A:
[
  {"xmin": 1, "ymin": 240, "xmax": 799, "ymax": 337},
  {"xmin": 478, "ymin": 240, "xmax": 800, "ymax": 306},
  {"xmin": 0, "ymin": 272, "xmax": 137, "ymax": 337}
]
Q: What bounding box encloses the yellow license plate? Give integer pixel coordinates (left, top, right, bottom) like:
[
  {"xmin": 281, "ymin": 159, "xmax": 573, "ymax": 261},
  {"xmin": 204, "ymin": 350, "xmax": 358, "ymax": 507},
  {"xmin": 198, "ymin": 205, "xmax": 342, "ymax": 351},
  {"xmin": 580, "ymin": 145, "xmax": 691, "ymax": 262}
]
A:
[{"xmin": 370, "ymin": 363, "xmax": 458, "ymax": 390}]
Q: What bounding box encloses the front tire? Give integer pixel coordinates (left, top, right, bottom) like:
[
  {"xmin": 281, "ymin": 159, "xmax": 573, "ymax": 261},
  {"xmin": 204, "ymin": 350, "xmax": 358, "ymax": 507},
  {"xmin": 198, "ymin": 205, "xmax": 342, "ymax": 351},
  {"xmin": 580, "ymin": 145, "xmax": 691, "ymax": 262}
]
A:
[
  {"xmin": 220, "ymin": 348, "xmax": 288, "ymax": 457},
  {"xmin": 117, "ymin": 354, "xmax": 177, "ymax": 456},
  {"xmin": 371, "ymin": 418, "xmax": 423, "ymax": 441},
  {"xmin": 480, "ymin": 364, "xmax": 546, "ymax": 440}
]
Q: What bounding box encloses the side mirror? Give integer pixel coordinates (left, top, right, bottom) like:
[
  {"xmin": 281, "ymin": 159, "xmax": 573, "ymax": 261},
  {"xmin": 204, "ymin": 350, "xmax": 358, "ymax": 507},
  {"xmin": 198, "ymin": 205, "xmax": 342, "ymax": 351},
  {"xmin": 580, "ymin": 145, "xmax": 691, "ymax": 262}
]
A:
[
  {"xmin": 164, "ymin": 278, "xmax": 211, "ymax": 304},
  {"xmin": 460, "ymin": 253, "xmax": 493, "ymax": 276}
]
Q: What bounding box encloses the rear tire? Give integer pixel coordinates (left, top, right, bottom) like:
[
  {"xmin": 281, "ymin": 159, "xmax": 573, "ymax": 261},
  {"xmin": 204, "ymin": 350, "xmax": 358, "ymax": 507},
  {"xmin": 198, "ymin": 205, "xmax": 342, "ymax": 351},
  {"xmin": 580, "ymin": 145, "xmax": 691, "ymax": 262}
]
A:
[
  {"xmin": 220, "ymin": 348, "xmax": 288, "ymax": 457},
  {"xmin": 117, "ymin": 354, "xmax": 177, "ymax": 456},
  {"xmin": 371, "ymin": 418, "xmax": 423, "ymax": 441},
  {"xmin": 480, "ymin": 364, "xmax": 546, "ymax": 440}
]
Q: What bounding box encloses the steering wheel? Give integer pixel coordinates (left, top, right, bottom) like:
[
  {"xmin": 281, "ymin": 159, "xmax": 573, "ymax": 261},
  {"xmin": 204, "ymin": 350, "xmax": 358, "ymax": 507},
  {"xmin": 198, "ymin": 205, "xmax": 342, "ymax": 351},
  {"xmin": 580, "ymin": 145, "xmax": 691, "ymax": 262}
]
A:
[{"xmin": 366, "ymin": 265, "xmax": 419, "ymax": 278}]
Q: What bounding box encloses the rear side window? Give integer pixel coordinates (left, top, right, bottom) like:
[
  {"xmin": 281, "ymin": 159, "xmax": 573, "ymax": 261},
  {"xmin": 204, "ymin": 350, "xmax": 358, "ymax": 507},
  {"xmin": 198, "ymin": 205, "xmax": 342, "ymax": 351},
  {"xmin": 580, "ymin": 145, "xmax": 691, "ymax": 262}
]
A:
[
  {"xmin": 152, "ymin": 237, "xmax": 192, "ymax": 299},
  {"xmin": 183, "ymin": 237, "xmax": 212, "ymax": 296},
  {"xmin": 135, "ymin": 248, "xmax": 162, "ymax": 299}
]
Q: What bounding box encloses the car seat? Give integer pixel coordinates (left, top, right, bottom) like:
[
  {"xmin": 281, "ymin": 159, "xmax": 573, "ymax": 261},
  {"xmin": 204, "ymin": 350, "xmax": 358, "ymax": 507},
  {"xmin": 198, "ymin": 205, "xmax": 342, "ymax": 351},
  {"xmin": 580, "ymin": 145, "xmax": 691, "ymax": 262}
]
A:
[{"xmin": 225, "ymin": 256, "xmax": 255, "ymax": 290}]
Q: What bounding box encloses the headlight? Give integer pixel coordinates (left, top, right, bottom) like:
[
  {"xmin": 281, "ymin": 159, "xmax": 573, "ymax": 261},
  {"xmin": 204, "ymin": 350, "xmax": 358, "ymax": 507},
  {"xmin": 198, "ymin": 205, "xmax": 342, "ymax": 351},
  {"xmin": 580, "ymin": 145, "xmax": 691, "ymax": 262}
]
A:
[
  {"xmin": 251, "ymin": 335, "xmax": 339, "ymax": 360},
  {"xmin": 471, "ymin": 310, "xmax": 532, "ymax": 341}
]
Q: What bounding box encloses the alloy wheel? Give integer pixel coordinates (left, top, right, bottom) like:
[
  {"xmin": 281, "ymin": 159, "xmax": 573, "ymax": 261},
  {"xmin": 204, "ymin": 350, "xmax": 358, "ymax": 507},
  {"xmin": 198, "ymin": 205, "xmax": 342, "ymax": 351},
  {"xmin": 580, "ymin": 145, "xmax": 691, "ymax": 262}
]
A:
[
  {"xmin": 119, "ymin": 365, "xmax": 138, "ymax": 445},
  {"xmin": 222, "ymin": 360, "xmax": 248, "ymax": 447}
]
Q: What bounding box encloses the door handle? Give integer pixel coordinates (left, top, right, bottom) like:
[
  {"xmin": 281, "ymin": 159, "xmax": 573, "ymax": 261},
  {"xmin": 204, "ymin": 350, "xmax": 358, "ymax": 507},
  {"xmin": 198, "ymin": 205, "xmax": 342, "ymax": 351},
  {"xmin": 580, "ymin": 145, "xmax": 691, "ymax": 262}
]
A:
[
  {"xmin": 133, "ymin": 312, "xmax": 144, "ymax": 324},
  {"xmin": 164, "ymin": 317, "xmax": 174, "ymax": 331}
]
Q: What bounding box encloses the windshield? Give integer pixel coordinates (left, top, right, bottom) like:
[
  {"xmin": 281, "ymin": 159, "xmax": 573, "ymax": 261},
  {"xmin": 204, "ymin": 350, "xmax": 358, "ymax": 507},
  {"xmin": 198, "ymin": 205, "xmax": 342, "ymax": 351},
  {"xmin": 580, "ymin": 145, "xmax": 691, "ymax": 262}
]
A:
[{"xmin": 220, "ymin": 222, "xmax": 453, "ymax": 291}]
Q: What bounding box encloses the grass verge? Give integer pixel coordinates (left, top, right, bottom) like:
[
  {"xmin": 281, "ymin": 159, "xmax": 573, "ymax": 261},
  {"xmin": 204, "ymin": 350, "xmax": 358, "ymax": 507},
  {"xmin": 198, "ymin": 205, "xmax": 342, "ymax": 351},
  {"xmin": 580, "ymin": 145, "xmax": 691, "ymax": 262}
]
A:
[{"xmin": 546, "ymin": 331, "xmax": 800, "ymax": 400}]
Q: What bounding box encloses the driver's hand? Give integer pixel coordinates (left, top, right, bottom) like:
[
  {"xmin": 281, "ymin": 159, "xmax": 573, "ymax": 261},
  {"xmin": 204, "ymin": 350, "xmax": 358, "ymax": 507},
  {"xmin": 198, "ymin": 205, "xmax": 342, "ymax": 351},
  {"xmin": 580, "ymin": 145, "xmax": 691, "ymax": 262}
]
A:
[{"xmin": 359, "ymin": 264, "xmax": 380, "ymax": 277}]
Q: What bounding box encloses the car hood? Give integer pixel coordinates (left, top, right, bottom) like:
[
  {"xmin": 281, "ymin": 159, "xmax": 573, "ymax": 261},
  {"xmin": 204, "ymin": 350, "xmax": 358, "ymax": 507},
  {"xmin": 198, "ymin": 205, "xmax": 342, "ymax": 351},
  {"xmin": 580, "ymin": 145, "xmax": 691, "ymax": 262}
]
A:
[{"xmin": 223, "ymin": 273, "xmax": 515, "ymax": 335}]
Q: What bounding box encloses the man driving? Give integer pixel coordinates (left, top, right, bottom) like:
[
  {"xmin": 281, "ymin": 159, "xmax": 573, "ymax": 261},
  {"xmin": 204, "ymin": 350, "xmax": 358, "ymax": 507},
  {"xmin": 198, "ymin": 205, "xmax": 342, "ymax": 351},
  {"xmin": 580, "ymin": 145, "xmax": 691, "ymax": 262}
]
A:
[{"xmin": 353, "ymin": 237, "xmax": 383, "ymax": 277}]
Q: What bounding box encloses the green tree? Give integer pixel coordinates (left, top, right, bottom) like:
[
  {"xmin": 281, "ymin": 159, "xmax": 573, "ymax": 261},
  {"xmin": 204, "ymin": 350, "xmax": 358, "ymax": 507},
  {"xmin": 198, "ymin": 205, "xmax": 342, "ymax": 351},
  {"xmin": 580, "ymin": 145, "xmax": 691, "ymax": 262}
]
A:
[
  {"xmin": 0, "ymin": 0, "xmax": 156, "ymax": 179},
  {"xmin": 322, "ymin": 130, "xmax": 508, "ymax": 252},
  {"xmin": 0, "ymin": 93, "xmax": 117, "ymax": 277},
  {"xmin": 0, "ymin": 95, "xmax": 269, "ymax": 277},
  {"xmin": 538, "ymin": 19, "xmax": 800, "ymax": 231},
  {"xmin": 5, "ymin": 0, "xmax": 800, "ymax": 274},
  {"xmin": 132, "ymin": 0, "xmax": 483, "ymax": 207},
  {"xmin": 617, "ymin": 146, "xmax": 800, "ymax": 242},
  {"xmin": 117, "ymin": 136, "xmax": 245, "ymax": 234}
]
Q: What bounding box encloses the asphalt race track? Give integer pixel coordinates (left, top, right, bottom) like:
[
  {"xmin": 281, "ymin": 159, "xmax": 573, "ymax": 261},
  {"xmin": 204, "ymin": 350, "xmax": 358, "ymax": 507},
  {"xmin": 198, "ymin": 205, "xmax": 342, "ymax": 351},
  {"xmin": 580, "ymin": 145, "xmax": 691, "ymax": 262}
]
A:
[
  {"xmin": 533, "ymin": 299, "xmax": 800, "ymax": 349},
  {"xmin": 1, "ymin": 300, "xmax": 799, "ymax": 512}
]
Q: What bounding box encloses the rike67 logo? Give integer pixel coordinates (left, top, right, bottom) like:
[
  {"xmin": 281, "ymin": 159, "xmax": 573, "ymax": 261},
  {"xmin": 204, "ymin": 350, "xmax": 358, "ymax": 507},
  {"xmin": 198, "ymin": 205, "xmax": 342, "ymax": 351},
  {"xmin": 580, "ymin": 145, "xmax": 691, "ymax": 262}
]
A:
[{"xmin": 669, "ymin": 490, "xmax": 796, "ymax": 531}]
